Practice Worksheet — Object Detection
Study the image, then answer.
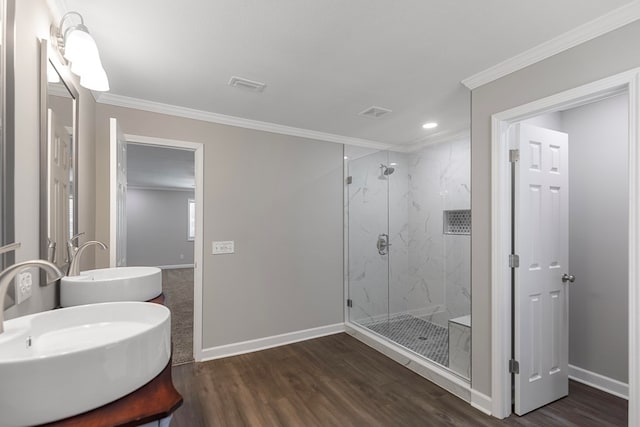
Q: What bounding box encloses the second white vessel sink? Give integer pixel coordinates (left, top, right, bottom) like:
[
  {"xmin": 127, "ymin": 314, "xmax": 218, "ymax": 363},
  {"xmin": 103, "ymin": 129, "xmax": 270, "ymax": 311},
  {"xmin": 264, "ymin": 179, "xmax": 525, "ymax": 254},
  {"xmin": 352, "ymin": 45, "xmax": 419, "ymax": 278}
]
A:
[
  {"xmin": 61, "ymin": 266, "xmax": 162, "ymax": 307},
  {"xmin": 0, "ymin": 302, "xmax": 171, "ymax": 426}
]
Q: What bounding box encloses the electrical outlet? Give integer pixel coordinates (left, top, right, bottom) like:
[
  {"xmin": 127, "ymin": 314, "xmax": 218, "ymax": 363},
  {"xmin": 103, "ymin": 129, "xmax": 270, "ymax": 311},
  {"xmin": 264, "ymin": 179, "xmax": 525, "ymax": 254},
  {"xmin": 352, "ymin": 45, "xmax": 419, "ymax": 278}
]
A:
[{"xmin": 15, "ymin": 271, "xmax": 33, "ymax": 304}]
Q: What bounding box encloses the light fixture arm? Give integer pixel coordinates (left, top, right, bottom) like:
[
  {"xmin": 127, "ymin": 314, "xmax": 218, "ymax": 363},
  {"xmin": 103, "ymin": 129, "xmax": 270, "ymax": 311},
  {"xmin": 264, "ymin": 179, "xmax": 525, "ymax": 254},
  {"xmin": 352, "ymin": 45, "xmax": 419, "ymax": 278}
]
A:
[
  {"xmin": 58, "ymin": 11, "xmax": 85, "ymax": 33},
  {"xmin": 52, "ymin": 12, "xmax": 88, "ymax": 58}
]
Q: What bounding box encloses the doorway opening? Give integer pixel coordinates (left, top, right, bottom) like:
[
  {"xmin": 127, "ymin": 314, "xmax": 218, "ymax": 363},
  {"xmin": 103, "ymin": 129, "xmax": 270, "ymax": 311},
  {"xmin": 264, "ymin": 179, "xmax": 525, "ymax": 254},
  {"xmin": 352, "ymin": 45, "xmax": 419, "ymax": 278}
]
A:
[
  {"xmin": 109, "ymin": 120, "xmax": 205, "ymax": 364},
  {"xmin": 490, "ymin": 69, "xmax": 640, "ymax": 423},
  {"xmin": 126, "ymin": 142, "xmax": 196, "ymax": 364}
]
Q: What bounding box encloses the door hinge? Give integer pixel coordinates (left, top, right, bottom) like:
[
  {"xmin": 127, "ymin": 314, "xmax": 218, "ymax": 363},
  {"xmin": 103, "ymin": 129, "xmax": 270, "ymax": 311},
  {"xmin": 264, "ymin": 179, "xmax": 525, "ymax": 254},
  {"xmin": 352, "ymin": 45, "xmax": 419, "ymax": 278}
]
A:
[
  {"xmin": 509, "ymin": 254, "xmax": 520, "ymax": 268},
  {"xmin": 347, "ymin": 299, "xmax": 353, "ymax": 308},
  {"xmin": 346, "ymin": 176, "xmax": 353, "ymax": 185},
  {"xmin": 509, "ymin": 359, "xmax": 520, "ymax": 374},
  {"xmin": 509, "ymin": 149, "xmax": 520, "ymax": 163}
]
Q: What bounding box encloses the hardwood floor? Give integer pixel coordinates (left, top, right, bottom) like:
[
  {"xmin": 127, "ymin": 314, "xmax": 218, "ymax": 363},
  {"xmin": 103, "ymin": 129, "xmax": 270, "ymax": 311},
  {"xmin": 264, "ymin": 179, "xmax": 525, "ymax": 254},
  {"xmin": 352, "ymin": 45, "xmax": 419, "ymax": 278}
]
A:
[{"xmin": 171, "ymin": 333, "xmax": 627, "ymax": 427}]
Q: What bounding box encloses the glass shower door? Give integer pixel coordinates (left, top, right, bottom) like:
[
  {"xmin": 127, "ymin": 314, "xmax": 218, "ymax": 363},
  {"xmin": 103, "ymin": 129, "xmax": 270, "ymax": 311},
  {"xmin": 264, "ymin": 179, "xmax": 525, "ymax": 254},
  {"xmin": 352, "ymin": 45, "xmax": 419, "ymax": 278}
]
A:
[{"xmin": 347, "ymin": 150, "xmax": 390, "ymax": 328}]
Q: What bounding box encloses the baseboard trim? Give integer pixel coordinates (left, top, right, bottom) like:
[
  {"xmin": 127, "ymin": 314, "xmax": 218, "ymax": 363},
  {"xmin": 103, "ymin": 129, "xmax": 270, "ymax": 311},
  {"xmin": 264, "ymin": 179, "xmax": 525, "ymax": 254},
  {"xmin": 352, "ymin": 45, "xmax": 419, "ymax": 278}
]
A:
[
  {"xmin": 200, "ymin": 323, "xmax": 346, "ymax": 361},
  {"xmin": 156, "ymin": 264, "xmax": 194, "ymax": 269},
  {"xmin": 470, "ymin": 389, "xmax": 492, "ymax": 416},
  {"xmin": 569, "ymin": 364, "xmax": 629, "ymax": 399}
]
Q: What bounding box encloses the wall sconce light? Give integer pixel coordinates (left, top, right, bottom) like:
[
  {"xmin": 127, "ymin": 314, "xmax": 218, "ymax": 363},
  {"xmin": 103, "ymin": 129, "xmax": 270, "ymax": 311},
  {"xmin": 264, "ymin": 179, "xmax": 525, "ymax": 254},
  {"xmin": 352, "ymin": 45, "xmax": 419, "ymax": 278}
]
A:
[{"xmin": 51, "ymin": 11, "xmax": 109, "ymax": 92}]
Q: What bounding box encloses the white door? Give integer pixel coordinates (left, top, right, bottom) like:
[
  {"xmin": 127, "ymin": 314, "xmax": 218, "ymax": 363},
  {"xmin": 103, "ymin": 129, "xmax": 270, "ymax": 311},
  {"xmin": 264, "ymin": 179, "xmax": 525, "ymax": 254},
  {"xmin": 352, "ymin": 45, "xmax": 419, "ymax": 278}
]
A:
[
  {"xmin": 514, "ymin": 123, "xmax": 569, "ymax": 415},
  {"xmin": 109, "ymin": 118, "xmax": 127, "ymax": 267},
  {"xmin": 47, "ymin": 108, "xmax": 71, "ymax": 265}
]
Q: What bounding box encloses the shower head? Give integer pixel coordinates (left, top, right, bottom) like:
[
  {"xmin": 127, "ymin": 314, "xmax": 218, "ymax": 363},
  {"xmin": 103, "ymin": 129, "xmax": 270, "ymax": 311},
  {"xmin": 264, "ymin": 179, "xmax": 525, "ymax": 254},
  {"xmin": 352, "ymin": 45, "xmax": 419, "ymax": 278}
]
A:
[{"xmin": 380, "ymin": 164, "xmax": 395, "ymax": 175}]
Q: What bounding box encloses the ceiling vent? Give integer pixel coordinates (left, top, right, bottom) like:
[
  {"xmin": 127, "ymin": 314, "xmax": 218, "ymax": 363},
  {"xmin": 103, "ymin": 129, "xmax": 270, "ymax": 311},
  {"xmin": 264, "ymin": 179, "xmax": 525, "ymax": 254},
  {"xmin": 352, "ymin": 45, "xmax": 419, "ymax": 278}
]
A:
[
  {"xmin": 228, "ymin": 76, "xmax": 267, "ymax": 92},
  {"xmin": 359, "ymin": 106, "xmax": 392, "ymax": 118}
]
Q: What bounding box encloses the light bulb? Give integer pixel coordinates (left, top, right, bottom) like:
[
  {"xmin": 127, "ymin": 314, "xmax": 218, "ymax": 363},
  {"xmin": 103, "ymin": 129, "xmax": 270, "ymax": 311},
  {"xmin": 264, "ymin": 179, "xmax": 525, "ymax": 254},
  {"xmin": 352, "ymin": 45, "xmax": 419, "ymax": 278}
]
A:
[
  {"xmin": 80, "ymin": 64, "xmax": 109, "ymax": 91},
  {"xmin": 64, "ymin": 26, "xmax": 99, "ymax": 63}
]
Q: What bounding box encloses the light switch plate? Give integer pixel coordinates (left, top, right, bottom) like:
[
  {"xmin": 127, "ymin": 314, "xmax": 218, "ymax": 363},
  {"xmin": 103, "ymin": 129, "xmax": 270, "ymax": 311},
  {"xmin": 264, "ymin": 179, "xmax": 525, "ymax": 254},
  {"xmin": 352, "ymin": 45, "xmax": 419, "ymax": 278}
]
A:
[{"xmin": 212, "ymin": 240, "xmax": 234, "ymax": 254}]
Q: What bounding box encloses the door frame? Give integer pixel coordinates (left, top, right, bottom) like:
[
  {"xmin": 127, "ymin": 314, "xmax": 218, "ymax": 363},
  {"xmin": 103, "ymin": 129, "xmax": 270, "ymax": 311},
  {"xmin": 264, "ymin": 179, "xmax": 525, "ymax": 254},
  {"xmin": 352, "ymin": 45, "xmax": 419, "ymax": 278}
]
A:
[
  {"xmin": 490, "ymin": 68, "xmax": 640, "ymax": 422},
  {"xmin": 110, "ymin": 133, "xmax": 206, "ymax": 362}
]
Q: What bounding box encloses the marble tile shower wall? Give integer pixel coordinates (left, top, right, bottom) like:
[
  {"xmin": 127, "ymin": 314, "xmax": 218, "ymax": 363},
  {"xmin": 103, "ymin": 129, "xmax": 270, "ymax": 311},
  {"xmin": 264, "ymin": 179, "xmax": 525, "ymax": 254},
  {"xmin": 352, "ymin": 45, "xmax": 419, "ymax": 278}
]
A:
[
  {"xmin": 407, "ymin": 138, "xmax": 471, "ymax": 327},
  {"xmin": 347, "ymin": 138, "xmax": 470, "ymax": 327},
  {"xmin": 388, "ymin": 154, "xmax": 410, "ymax": 318}
]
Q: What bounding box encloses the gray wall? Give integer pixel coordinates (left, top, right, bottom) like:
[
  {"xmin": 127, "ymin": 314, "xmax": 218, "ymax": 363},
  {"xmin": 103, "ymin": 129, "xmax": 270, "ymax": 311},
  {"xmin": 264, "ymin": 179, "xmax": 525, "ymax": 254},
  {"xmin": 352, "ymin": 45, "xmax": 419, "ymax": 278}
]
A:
[
  {"xmin": 127, "ymin": 188, "xmax": 195, "ymax": 267},
  {"xmin": 563, "ymin": 94, "xmax": 629, "ymax": 382},
  {"xmin": 5, "ymin": 0, "xmax": 97, "ymax": 320},
  {"xmin": 95, "ymin": 104, "xmax": 344, "ymax": 348},
  {"xmin": 471, "ymin": 20, "xmax": 640, "ymax": 396}
]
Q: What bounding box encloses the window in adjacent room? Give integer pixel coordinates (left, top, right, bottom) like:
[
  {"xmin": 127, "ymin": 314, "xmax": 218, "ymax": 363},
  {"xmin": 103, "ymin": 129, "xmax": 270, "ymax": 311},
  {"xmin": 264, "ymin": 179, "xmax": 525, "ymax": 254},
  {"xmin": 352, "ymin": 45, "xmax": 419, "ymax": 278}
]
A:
[{"xmin": 187, "ymin": 198, "xmax": 195, "ymax": 241}]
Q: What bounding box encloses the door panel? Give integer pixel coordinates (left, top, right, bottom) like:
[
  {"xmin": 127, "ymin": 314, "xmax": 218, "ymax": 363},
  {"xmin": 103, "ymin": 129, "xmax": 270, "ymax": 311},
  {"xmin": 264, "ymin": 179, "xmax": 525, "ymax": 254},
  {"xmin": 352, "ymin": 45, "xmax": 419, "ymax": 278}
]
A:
[
  {"xmin": 527, "ymin": 293, "xmax": 542, "ymax": 382},
  {"xmin": 515, "ymin": 123, "xmax": 569, "ymax": 415},
  {"xmin": 48, "ymin": 108, "xmax": 71, "ymax": 264},
  {"xmin": 109, "ymin": 118, "xmax": 127, "ymax": 267}
]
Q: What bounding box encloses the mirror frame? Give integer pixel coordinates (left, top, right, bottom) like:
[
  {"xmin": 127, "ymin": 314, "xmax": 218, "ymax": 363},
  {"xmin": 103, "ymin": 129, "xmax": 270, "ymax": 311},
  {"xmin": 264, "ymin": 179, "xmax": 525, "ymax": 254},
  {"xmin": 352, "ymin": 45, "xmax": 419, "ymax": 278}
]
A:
[
  {"xmin": 39, "ymin": 39, "xmax": 79, "ymax": 279},
  {"xmin": 1, "ymin": 0, "xmax": 16, "ymax": 308}
]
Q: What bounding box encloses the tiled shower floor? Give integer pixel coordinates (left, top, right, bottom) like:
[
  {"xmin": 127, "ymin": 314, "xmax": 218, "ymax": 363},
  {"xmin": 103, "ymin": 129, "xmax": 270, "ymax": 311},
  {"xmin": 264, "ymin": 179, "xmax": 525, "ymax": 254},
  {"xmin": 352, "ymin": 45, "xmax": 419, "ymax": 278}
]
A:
[{"xmin": 361, "ymin": 315, "xmax": 448, "ymax": 366}]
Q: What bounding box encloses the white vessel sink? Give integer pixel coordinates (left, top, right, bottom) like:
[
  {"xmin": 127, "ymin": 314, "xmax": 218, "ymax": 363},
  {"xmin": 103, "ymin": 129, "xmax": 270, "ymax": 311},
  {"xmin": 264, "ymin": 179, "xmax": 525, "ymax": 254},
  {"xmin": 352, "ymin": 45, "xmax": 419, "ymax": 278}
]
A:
[
  {"xmin": 0, "ymin": 302, "xmax": 171, "ymax": 426},
  {"xmin": 61, "ymin": 266, "xmax": 162, "ymax": 307}
]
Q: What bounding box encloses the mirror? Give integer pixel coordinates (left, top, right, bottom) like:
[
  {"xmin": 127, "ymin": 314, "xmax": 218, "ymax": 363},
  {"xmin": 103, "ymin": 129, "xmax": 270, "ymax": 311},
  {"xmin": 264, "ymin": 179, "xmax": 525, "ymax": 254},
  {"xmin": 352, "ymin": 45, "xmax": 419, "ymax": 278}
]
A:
[
  {"xmin": 39, "ymin": 40, "xmax": 78, "ymax": 275},
  {"xmin": 1, "ymin": 0, "xmax": 16, "ymax": 309}
]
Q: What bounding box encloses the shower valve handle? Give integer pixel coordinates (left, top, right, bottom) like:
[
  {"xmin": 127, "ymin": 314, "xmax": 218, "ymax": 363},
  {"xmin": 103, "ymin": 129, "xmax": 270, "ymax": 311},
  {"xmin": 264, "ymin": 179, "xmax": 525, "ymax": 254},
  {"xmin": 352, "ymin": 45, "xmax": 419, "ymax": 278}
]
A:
[{"xmin": 377, "ymin": 234, "xmax": 391, "ymax": 255}]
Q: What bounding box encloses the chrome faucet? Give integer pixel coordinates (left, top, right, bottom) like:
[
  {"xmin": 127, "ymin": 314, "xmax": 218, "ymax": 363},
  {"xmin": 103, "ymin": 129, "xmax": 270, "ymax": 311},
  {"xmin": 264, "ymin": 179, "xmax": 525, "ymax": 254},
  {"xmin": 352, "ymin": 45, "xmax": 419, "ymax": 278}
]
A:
[
  {"xmin": 66, "ymin": 232, "xmax": 85, "ymax": 264},
  {"xmin": 0, "ymin": 247, "xmax": 64, "ymax": 333},
  {"xmin": 67, "ymin": 240, "xmax": 108, "ymax": 276}
]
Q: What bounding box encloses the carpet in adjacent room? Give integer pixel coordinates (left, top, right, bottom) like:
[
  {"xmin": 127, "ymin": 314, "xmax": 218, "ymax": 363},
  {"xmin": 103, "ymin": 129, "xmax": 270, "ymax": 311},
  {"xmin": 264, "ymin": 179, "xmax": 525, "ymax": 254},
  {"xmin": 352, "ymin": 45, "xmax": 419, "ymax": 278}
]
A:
[{"xmin": 162, "ymin": 268, "xmax": 194, "ymax": 365}]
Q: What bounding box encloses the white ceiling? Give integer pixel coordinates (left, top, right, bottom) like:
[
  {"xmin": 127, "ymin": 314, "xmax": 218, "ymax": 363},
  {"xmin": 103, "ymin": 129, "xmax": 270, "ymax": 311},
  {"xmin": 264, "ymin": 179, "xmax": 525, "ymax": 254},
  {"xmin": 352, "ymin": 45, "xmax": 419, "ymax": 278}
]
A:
[
  {"xmin": 127, "ymin": 144, "xmax": 194, "ymax": 190},
  {"xmin": 59, "ymin": 0, "xmax": 633, "ymax": 146}
]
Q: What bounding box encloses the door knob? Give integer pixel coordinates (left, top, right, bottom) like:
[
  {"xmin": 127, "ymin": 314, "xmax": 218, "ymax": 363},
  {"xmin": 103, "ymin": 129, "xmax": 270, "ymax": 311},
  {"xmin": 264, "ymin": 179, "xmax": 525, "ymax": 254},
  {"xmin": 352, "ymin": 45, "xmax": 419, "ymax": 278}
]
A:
[{"xmin": 561, "ymin": 273, "xmax": 575, "ymax": 283}]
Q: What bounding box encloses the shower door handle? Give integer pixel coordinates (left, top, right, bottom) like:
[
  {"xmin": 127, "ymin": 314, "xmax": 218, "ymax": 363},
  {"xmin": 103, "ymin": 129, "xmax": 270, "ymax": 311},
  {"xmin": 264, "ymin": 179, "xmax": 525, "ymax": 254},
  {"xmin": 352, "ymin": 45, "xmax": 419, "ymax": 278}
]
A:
[{"xmin": 377, "ymin": 234, "xmax": 391, "ymax": 255}]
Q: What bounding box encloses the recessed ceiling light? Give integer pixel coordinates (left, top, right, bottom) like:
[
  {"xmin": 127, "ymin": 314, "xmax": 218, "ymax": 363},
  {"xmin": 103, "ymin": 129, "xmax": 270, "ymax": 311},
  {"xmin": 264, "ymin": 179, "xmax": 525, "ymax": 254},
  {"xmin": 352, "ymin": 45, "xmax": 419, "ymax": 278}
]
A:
[
  {"xmin": 422, "ymin": 122, "xmax": 438, "ymax": 129},
  {"xmin": 344, "ymin": 156, "xmax": 349, "ymax": 160},
  {"xmin": 390, "ymin": 162, "xmax": 397, "ymax": 166}
]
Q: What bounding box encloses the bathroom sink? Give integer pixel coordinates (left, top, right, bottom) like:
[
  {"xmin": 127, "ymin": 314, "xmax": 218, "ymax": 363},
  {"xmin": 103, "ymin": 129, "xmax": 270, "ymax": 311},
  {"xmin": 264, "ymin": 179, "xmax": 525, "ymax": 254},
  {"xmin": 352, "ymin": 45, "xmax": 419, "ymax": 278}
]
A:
[
  {"xmin": 0, "ymin": 302, "xmax": 170, "ymax": 426},
  {"xmin": 61, "ymin": 266, "xmax": 162, "ymax": 307}
]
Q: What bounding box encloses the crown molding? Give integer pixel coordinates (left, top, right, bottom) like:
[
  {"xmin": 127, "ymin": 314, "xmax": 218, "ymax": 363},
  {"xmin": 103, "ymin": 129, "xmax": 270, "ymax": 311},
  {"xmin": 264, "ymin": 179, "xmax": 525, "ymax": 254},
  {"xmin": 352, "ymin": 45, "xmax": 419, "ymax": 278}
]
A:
[
  {"xmin": 97, "ymin": 93, "xmax": 393, "ymax": 150},
  {"xmin": 397, "ymin": 127, "xmax": 470, "ymax": 153},
  {"xmin": 462, "ymin": 1, "xmax": 640, "ymax": 90}
]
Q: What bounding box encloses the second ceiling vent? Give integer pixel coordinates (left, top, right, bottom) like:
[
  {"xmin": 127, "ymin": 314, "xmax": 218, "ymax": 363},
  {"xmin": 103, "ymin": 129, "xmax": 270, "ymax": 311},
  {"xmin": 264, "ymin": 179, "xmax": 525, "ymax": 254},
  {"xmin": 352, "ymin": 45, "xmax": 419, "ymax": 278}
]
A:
[
  {"xmin": 359, "ymin": 106, "xmax": 392, "ymax": 118},
  {"xmin": 228, "ymin": 76, "xmax": 267, "ymax": 92}
]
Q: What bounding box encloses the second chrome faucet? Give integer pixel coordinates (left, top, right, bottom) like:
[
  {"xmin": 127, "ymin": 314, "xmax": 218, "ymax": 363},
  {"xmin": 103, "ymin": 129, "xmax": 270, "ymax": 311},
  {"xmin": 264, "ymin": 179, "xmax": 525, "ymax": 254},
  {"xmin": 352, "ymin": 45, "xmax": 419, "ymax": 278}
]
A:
[{"xmin": 67, "ymin": 235, "xmax": 108, "ymax": 276}]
